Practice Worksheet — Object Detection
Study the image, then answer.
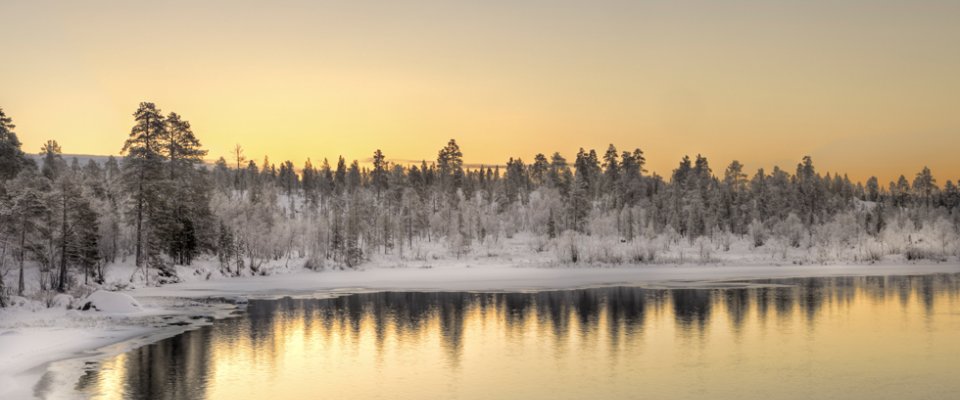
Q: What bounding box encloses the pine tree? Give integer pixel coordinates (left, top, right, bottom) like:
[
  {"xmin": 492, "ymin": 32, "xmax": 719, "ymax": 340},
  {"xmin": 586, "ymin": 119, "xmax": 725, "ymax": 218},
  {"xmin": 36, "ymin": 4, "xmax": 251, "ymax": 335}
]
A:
[
  {"xmin": 866, "ymin": 176, "xmax": 880, "ymax": 202},
  {"xmin": 302, "ymin": 158, "xmax": 317, "ymax": 207},
  {"xmin": 722, "ymin": 160, "xmax": 748, "ymax": 233},
  {"xmin": 530, "ymin": 153, "xmax": 549, "ymax": 186},
  {"xmin": 371, "ymin": 149, "xmax": 388, "ymax": 200},
  {"xmin": 163, "ymin": 113, "xmax": 206, "ymax": 178},
  {"xmin": 893, "ymin": 175, "xmax": 911, "ymax": 207},
  {"xmin": 504, "ymin": 157, "xmax": 527, "ymax": 205},
  {"xmin": 335, "ymin": 156, "xmax": 347, "ymax": 192},
  {"xmin": 568, "ymin": 175, "xmax": 590, "ymax": 232},
  {"xmin": 216, "ymin": 221, "xmax": 235, "ymax": 275},
  {"xmin": 246, "ymin": 160, "xmax": 262, "ymax": 204},
  {"xmin": 160, "ymin": 112, "xmax": 209, "ymax": 266},
  {"xmin": 5, "ymin": 170, "xmax": 49, "ymax": 296},
  {"xmin": 40, "ymin": 140, "xmax": 66, "ymax": 181},
  {"xmin": 943, "ymin": 180, "xmax": 959, "ymax": 210},
  {"xmin": 344, "ymin": 201, "xmax": 363, "ymax": 268},
  {"xmin": 72, "ymin": 195, "xmax": 101, "ymax": 284},
  {"xmin": 233, "ymin": 144, "xmax": 246, "ymax": 197},
  {"xmin": 437, "ymin": 139, "xmax": 464, "ymax": 193},
  {"xmin": 54, "ymin": 172, "xmax": 83, "ymax": 292},
  {"xmin": 548, "ymin": 152, "xmax": 570, "ymax": 195},
  {"xmin": 602, "ymin": 144, "xmax": 620, "ymax": 195},
  {"xmin": 319, "ymin": 158, "xmax": 334, "ymax": 200},
  {"xmin": 795, "ymin": 156, "xmax": 821, "ymax": 224},
  {"xmin": 619, "ymin": 149, "xmax": 645, "ymax": 206},
  {"xmin": 912, "ymin": 166, "xmax": 936, "ymax": 207},
  {"xmin": 547, "ymin": 208, "xmax": 557, "ymax": 239},
  {"xmin": 347, "ymin": 160, "xmax": 361, "ymax": 192},
  {"xmin": 121, "ymin": 102, "xmax": 167, "ymax": 276},
  {"xmin": 0, "ymin": 108, "xmax": 30, "ymax": 182}
]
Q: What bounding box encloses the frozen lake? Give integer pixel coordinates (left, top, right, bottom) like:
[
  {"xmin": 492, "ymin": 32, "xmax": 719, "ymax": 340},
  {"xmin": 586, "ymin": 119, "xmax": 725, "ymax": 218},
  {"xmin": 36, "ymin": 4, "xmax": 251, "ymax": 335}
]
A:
[{"xmin": 70, "ymin": 274, "xmax": 960, "ymax": 399}]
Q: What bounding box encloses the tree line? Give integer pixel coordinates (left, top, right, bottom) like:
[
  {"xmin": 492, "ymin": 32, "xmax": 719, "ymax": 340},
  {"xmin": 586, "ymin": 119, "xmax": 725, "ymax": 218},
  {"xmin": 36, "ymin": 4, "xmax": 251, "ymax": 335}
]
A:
[{"xmin": 1, "ymin": 103, "xmax": 958, "ymax": 305}]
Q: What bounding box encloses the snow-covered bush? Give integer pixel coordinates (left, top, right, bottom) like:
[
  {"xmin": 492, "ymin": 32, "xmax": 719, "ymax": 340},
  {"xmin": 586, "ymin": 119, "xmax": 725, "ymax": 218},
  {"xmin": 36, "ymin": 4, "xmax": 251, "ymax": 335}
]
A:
[
  {"xmin": 774, "ymin": 213, "xmax": 805, "ymax": 248},
  {"xmin": 556, "ymin": 231, "xmax": 581, "ymax": 264},
  {"xmin": 696, "ymin": 237, "xmax": 713, "ymax": 264},
  {"xmin": 627, "ymin": 239, "xmax": 657, "ymax": 263},
  {"xmin": 714, "ymin": 228, "xmax": 733, "ymax": 252},
  {"xmin": 584, "ymin": 237, "xmax": 622, "ymax": 264},
  {"xmin": 748, "ymin": 219, "xmax": 766, "ymax": 248}
]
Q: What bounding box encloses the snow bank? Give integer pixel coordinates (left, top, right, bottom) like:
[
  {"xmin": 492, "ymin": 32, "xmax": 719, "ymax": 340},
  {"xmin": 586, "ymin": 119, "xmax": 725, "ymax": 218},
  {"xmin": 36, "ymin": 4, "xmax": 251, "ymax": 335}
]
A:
[
  {"xmin": 50, "ymin": 294, "xmax": 74, "ymax": 309},
  {"xmin": 130, "ymin": 262, "xmax": 960, "ymax": 298},
  {"xmin": 80, "ymin": 291, "xmax": 143, "ymax": 313},
  {"xmin": 0, "ymin": 296, "xmax": 238, "ymax": 400}
]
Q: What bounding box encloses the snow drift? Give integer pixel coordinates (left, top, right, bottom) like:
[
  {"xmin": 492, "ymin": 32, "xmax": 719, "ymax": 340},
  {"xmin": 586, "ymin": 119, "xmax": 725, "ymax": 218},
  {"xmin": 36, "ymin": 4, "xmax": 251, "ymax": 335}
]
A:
[{"xmin": 80, "ymin": 291, "xmax": 143, "ymax": 313}]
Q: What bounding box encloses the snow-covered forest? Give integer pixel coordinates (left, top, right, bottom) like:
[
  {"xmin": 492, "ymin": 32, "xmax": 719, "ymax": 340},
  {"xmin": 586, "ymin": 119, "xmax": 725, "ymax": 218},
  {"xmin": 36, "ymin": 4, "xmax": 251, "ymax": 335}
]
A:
[{"xmin": 1, "ymin": 103, "xmax": 959, "ymax": 306}]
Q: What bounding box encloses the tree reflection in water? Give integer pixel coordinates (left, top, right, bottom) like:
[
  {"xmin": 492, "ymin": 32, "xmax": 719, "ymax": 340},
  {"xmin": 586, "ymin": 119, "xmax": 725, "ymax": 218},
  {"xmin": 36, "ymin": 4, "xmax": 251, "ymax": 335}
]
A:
[{"xmin": 74, "ymin": 274, "xmax": 960, "ymax": 400}]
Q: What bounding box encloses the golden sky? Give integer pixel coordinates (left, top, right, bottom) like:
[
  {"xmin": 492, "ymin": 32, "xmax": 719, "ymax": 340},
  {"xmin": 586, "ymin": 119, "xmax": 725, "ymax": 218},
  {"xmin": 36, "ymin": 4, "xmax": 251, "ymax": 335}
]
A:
[{"xmin": 2, "ymin": 0, "xmax": 958, "ymax": 184}]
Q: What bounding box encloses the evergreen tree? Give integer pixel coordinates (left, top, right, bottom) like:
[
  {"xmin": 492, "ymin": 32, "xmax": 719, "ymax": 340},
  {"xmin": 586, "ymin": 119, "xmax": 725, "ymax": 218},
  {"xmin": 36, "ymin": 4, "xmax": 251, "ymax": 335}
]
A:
[
  {"xmin": 233, "ymin": 144, "xmax": 246, "ymax": 197},
  {"xmin": 347, "ymin": 160, "xmax": 361, "ymax": 192},
  {"xmin": 619, "ymin": 148, "xmax": 645, "ymax": 206},
  {"xmin": 0, "ymin": 108, "xmax": 30, "ymax": 182},
  {"xmin": 335, "ymin": 156, "xmax": 347, "ymax": 192},
  {"xmin": 72, "ymin": 195, "xmax": 101, "ymax": 284},
  {"xmin": 912, "ymin": 166, "xmax": 937, "ymax": 207},
  {"xmin": 5, "ymin": 170, "xmax": 49, "ymax": 296},
  {"xmin": 162, "ymin": 113, "xmax": 206, "ymax": 178},
  {"xmin": 865, "ymin": 176, "xmax": 880, "ymax": 202},
  {"xmin": 246, "ymin": 160, "xmax": 262, "ymax": 203},
  {"xmin": 795, "ymin": 156, "xmax": 822, "ymax": 224},
  {"xmin": 504, "ymin": 157, "xmax": 527, "ymax": 205},
  {"xmin": 548, "ymin": 152, "xmax": 571, "ymax": 195},
  {"xmin": 302, "ymin": 158, "xmax": 318, "ymax": 207},
  {"xmin": 568, "ymin": 173, "xmax": 591, "ymax": 232},
  {"xmin": 319, "ymin": 158, "xmax": 334, "ymax": 199},
  {"xmin": 893, "ymin": 175, "xmax": 911, "ymax": 207},
  {"xmin": 530, "ymin": 153, "xmax": 549, "ymax": 186},
  {"xmin": 160, "ymin": 112, "xmax": 210, "ymax": 265},
  {"xmin": 216, "ymin": 221, "xmax": 235, "ymax": 275},
  {"xmin": 722, "ymin": 160, "xmax": 748, "ymax": 233},
  {"xmin": 54, "ymin": 172, "xmax": 84, "ymax": 292},
  {"xmin": 371, "ymin": 149, "xmax": 388, "ymax": 200},
  {"xmin": 278, "ymin": 160, "xmax": 298, "ymax": 196},
  {"xmin": 602, "ymin": 144, "xmax": 620, "ymax": 195},
  {"xmin": 547, "ymin": 208, "xmax": 557, "ymax": 239},
  {"xmin": 437, "ymin": 139, "xmax": 464, "ymax": 192},
  {"xmin": 121, "ymin": 102, "xmax": 167, "ymax": 275},
  {"xmin": 40, "ymin": 140, "xmax": 66, "ymax": 181}
]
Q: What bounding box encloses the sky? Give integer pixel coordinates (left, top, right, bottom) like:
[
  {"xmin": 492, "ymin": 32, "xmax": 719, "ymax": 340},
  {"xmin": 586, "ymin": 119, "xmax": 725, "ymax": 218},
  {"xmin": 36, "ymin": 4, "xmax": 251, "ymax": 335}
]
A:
[{"xmin": 1, "ymin": 0, "xmax": 958, "ymax": 184}]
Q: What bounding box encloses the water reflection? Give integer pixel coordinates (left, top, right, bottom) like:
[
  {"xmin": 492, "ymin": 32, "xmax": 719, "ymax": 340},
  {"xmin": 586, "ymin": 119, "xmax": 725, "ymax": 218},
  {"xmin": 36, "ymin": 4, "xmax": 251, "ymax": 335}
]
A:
[{"xmin": 76, "ymin": 274, "xmax": 960, "ymax": 400}]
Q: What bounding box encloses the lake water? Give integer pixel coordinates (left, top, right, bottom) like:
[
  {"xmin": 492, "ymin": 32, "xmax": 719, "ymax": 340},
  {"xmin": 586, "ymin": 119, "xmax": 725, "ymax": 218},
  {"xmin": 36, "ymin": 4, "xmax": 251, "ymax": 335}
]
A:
[{"xmin": 73, "ymin": 274, "xmax": 960, "ymax": 399}]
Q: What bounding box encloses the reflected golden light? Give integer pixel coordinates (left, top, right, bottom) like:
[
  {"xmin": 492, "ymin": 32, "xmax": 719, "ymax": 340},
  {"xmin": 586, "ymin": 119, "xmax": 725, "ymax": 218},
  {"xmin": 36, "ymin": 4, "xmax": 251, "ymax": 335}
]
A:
[
  {"xmin": 3, "ymin": 2, "xmax": 960, "ymax": 183},
  {"xmin": 81, "ymin": 278, "xmax": 960, "ymax": 399}
]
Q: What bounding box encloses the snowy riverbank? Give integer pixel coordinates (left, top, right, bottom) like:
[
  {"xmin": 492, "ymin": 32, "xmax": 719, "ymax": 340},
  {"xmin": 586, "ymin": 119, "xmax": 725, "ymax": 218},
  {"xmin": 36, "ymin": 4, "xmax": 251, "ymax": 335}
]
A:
[{"xmin": 3, "ymin": 262, "xmax": 960, "ymax": 399}]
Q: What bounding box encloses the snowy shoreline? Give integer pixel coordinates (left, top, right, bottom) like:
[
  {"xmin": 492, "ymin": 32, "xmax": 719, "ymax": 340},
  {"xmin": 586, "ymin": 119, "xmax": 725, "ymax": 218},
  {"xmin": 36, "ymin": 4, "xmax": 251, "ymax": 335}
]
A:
[{"xmin": 3, "ymin": 262, "xmax": 960, "ymax": 399}]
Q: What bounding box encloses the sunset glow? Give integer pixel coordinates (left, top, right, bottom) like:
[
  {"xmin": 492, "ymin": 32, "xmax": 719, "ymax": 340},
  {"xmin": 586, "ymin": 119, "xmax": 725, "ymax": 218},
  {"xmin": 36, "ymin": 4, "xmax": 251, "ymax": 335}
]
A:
[{"xmin": 2, "ymin": 0, "xmax": 958, "ymax": 183}]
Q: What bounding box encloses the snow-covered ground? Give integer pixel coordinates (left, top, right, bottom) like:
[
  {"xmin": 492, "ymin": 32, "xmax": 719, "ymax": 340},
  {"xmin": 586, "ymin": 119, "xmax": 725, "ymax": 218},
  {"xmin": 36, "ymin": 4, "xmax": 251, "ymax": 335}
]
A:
[
  {"xmin": 133, "ymin": 262, "xmax": 960, "ymax": 296},
  {"xmin": 0, "ymin": 293, "xmax": 240, "ymax": 400},
  {"xmin": 3, "ymin": 259, "xmax": 960, "ymax": 399}
]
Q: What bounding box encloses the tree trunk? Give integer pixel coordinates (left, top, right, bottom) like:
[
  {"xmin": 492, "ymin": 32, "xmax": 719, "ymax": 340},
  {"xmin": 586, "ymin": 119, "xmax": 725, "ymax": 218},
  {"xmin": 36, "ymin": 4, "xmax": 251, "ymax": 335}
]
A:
[
  {"xmin": 111, "ymin": 220, "xmax": 118, "ymax": 263},
  {"xmin": 18, "ymin": 218, "xmax": 25, "ymax": 296},
  {"xmin": 58, "ymin": 192, "xmax": 68, "ymax": 293},
  {"xmin": 135, "ymin": 172, "xmax": 144, "ymax": 267},
  {"xmin": 0, "ymin": 244, "xmax": 7, "ymax": 307}
]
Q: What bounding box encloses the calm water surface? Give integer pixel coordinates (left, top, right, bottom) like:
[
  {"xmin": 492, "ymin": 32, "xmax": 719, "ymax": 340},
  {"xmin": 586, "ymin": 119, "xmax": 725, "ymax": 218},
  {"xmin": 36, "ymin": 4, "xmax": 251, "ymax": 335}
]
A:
[{"xmin": 75, "ymin": 274, "xmax": 960, "ymax": 399}]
